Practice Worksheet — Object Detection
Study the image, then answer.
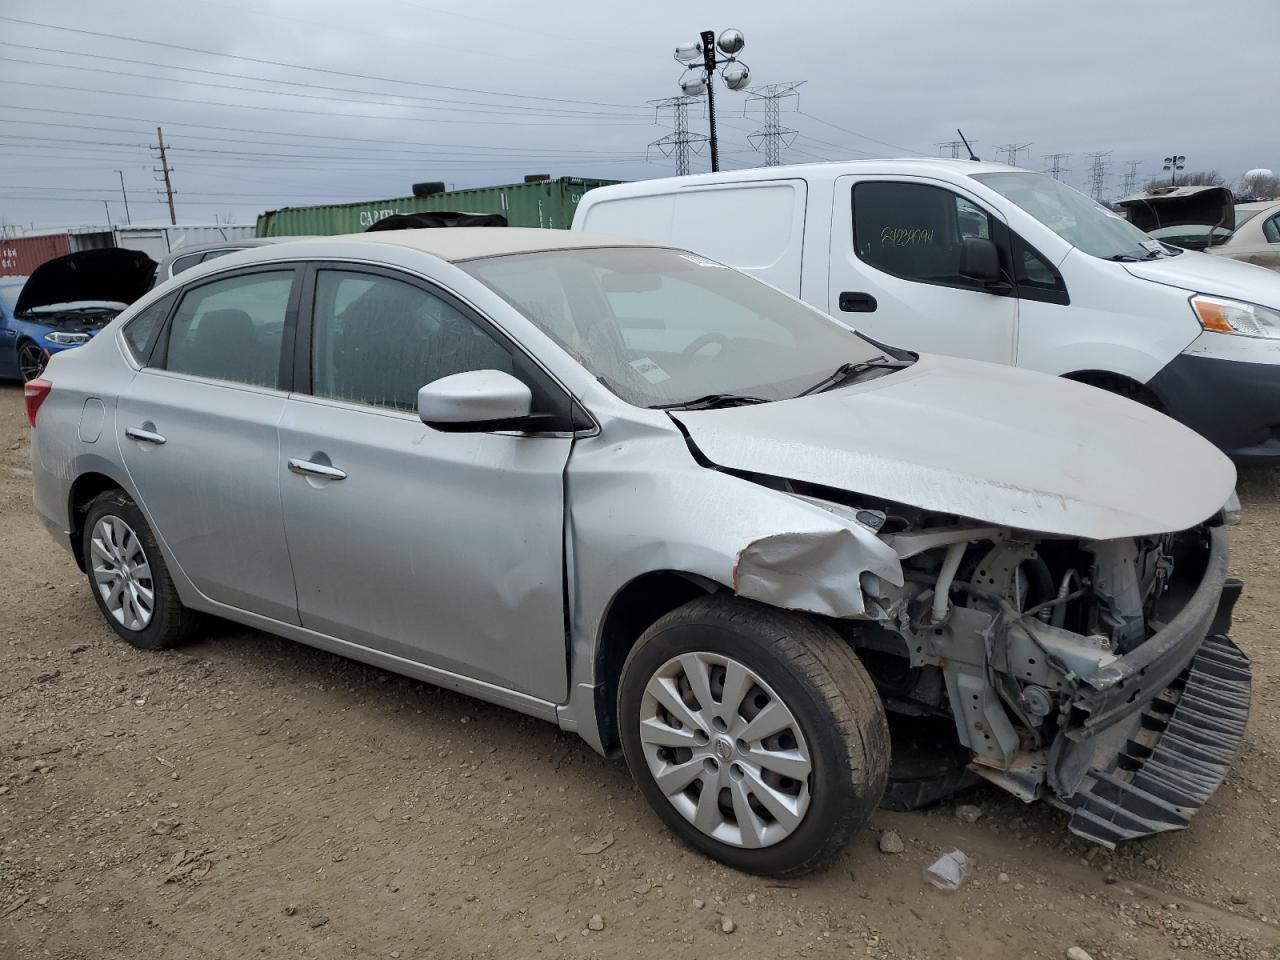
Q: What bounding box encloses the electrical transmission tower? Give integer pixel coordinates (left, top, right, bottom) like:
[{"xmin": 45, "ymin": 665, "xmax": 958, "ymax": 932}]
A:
[
  {"xmin": 648, "ymin": 97, "xmax": 707, "ymax": 176},
  {"xmin": 1085, "ymin": 150, "xmax": 1112, "ymax": 201},
  {"xmin": 1043, "ymin": 152, "xmax": 1070, "ymax": 181},
  {"xmin": 744, "ymin": 81, "xmax": 805, "ymax": 166},
  {"xmin": 995, "ymin": 142, "xmax": 1033, "ymax": 167},
  {"xmin": 1120, "ymin": 160, "xmax": 1142, "ymax": 196},
  {"xmin": 936, "ymin": 139, "xmax": 967, "ymax": 158}
]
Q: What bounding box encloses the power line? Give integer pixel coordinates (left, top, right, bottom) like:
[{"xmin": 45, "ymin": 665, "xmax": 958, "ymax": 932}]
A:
[
  {"xmin": 0, "ymin": 50, "xmax": 637, "ymax": 120},
  {"xmin": 649, "ymin": 97, "xmax": 707, "ymax": 176},
  {"xmin": 0, "ymin": 15, "xmax": 651, "ymax": 112},
  {"xmin": 0, "ymin": 79, "xmax": 652, "ymax": 127},
  {"xmin": 795, "ymin": 111, "xmax": 917, "ymax": 155},
  {"xmin": 1043, "ymin": 152, "xmax": 1070, "ymax": 181},
  {"xmin": 744, "ymin": 81, "xmax": 804, "ymax": 167},
  {"xmin": 994, "ymin": 142, "xmax": 1033, "ymax": 167}
]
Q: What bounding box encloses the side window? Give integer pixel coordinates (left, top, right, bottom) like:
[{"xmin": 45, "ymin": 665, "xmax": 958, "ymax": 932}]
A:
[
  {"xmin": 1010, "ymin": 235, "xmax": 1069, "ymax": 305},
  {"xmin": 1264, "ymin": 215, "xmax": 1280, "ymax": 244},
  {"xmin": 852, "ymin": 182, "xmax": 994, "ymax": 288},
  {"xmin": 122, "ymin": 293, "xmax": 176, "ymax": 364},
  {"xmin": 168, "ymin": 253, "xmax": 205, "ymax": 277},
  {"xmin": 163, "ymin": 271, "xmax": 293, "ymax": 388},
  {"xmin": 311, "ymin": 270, "xmax": 513, "ymax": 411}
]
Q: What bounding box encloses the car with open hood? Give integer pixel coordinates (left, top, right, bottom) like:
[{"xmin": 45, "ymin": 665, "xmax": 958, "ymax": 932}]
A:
[
  {"xmin": 26, "ymin": 229, "xmax": 1249, "ymax": 875},
  {"xmin": 1, "ymin": 248, "xmax": 156, "ymax": 381},
  {"xmin": 575, "ymin": 161, "xmax": 1280, "ymax": 463},
  {"xmin": 1117, "ymin": 186, "xmax": 1280, "ymax": 272}
]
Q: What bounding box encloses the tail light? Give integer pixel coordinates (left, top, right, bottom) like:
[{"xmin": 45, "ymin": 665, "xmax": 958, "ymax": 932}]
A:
[{"xmin": 23, "ymin": 378, "xmax": 52, "ymax": 427}]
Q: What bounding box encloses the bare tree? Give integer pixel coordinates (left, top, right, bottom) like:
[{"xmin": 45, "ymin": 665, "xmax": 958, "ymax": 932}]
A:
[
  {"xmin": 1239, "ymin": 173, "xmax": 1280, "ymax": 200},
  {"xmin": 1144, "ymin": 170, "xmax": 1225, "ymax": 190}
]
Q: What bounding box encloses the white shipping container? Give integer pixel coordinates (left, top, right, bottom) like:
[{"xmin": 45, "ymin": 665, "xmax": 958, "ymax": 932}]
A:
[{"xmin": 110, "ymin": 224, "xmax": 255, "ymax": 260}]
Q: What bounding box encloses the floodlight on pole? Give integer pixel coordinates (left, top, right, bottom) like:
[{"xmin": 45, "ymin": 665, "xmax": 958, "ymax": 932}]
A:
[
  {"xmin": 1163, "ymin": 154, "xmax": 1186, "ymax": 186},
  {"xmin": 671, "ymin": 27, "xmax": 750, "ymax": 173}
]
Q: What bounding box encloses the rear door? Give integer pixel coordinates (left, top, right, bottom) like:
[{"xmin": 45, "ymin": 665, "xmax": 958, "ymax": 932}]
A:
[
  {"xmin": 116, "ymin": 265, "xmax": 301, "ymax": 624},
  {"xmin": 829, "ymin": 176, "xmax": 1018, "ymax": 363},
  {"xmin": 277, "ymin": 264, "xmax": 574, "ymax": 702}
]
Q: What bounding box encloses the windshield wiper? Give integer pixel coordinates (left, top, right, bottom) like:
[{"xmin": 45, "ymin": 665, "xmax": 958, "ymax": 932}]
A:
[
  {"xmin": 652, "ymin": 393, "xmax": 770, "ymax": 411},
  {"xmin": 1106, "ymin": 254, "xmax": 1144, "ymax": 262},
  {"xmin": 796, "ymin": 355, "xmax": 912, "ymax": 397}
]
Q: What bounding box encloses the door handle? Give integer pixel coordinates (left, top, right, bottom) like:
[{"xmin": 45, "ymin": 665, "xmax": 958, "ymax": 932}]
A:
[
  {"xmin": 288, "ymin": 458, "xmax": 347, "ymax": 481},
  {"xmin": 125, "ymin": 426, "xmax": 167, "ymax": 445},
  {"xmin": 838, "ymin": 291, "xmax": 878, "ymax": 313}
]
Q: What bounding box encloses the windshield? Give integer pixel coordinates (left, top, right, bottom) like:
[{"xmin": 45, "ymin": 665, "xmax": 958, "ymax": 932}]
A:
[
  {"xmin": 463, "ymin": 247, "xmax": 890, "ymax": 408},
  {"xmin": 0, "ymin": 285, "xmax": 20, "ymax": 317},
  {"xmin": 973, "ymin": 171, "xmax": 1159, "ymax": 260}
]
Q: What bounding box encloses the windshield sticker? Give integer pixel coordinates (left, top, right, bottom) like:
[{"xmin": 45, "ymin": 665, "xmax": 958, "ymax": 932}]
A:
[
  {"xmin": 678, "ymin": 254, "xmax": 727, "ymax": 268},
  {"xmin": 628, "ymin": 357, "xmax": 672, "ymax": 384}
]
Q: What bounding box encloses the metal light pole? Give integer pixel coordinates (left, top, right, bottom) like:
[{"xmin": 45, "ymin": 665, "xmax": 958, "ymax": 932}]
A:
[
  {"xmin": 673, "ymin": 29, "xmax": 751, "ymax": 173},
  {"xmin": 1163, "ymin": 154, "xmax": 1185, "ymax": 187},
  {"xmin": 114, "ymin": 169, "xmax": 131, "ymax": 224}
]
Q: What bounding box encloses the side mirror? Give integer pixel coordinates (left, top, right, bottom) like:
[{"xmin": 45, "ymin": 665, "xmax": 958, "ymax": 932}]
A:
[
  {"xmin": 418, "ymin": 369, "xmax": 534, "ymax": 433},
  {"xmin": 958, "ymin": 236, "xmax": 1002, "ymax": 284}
]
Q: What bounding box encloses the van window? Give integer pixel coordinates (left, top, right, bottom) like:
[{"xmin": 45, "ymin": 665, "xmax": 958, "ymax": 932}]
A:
[
  {"xmin": 852, "ymin": 182, "xmax": 994, "ymax": 291},
  {"xmin": 1010, "ymin": 235, "xmax": 1070, "ymax": 304}
]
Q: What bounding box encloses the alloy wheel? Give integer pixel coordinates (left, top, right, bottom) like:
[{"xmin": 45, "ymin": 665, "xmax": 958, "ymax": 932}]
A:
[
  {"xmin": 18, "ymin": 341, "xmax": 47, "ymax": 382},
  {"xmin": 637, "ymin": 652, "xmax": 813, "ymax": 848},
  {"xmin": 90, "ymin": 515, "xmax": 155, "ymax": 631}
]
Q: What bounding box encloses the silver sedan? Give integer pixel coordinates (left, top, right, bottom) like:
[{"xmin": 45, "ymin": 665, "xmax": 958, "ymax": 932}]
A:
[{"xmin": 27, "ymin": 229, "xmax": 1246, "ymax": 874}]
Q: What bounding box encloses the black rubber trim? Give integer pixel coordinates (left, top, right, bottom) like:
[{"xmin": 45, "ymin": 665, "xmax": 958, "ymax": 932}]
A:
[
  {"xmin": 1062, "ymin": 634, "xmax": 1251, "ymax": 848},
  {"xmin": 1146, "ymin": 351, "xmax": 1280, "ymax": 463}
]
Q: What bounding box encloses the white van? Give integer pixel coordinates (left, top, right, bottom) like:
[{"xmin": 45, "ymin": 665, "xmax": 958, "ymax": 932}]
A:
[{"xmin": 573, "ymin": 160, "xmax": 1280, "ymax": 463}]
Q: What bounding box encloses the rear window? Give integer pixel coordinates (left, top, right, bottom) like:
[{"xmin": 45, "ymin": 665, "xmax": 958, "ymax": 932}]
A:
[{"xmin": 123, "ymin": 293, "xmax": 176, "ymax": 364}]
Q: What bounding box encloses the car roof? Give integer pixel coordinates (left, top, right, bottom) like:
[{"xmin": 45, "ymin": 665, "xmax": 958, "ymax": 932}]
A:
[{"xmin": 235, "ymin": 227, "xmax": 661, "ymax": 263}]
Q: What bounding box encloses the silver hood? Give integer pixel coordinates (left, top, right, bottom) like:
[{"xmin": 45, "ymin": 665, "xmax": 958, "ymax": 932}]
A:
[{"xmin": 672, "ymin": 354, "xmax": 1236, "ymax": 540}]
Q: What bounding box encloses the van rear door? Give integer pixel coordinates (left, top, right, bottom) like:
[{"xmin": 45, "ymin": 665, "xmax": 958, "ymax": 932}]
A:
[
  {"xmin": 578, "ymin": 180, "xmax": 808, "ymax": 297},
  {"xmin": 829, "ymin": 175, "xmax": 1017, "ymax": 364}
]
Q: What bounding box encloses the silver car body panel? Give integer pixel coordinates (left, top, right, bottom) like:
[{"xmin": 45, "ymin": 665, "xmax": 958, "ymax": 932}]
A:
[{"xmin": 671, "ymin": 353, "xmax": 1235, "ymax": 540}]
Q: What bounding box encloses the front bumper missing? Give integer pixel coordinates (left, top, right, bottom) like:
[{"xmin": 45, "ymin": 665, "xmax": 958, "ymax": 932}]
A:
[{"xmin": 1060, "ymin": 634, "xmax": 1251, "ymax": 847}]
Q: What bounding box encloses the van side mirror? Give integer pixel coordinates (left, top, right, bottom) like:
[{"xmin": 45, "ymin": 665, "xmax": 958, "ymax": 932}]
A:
[
  {"xmin": 418, "ymin": 369, "xmax": 535, "ymax": 433},
  {"xmin": 958, "ymin": 236, "xmax": 1002, "ymax": 284}
]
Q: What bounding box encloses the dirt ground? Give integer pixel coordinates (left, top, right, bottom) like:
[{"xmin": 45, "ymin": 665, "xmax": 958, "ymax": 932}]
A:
[{"xmin": 1, "ymin": 380, "xmax": 1278, "ymax": 960}]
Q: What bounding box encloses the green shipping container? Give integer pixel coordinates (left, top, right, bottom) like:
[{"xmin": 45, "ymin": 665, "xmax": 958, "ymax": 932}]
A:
[{"xmin": 255, "ymin": 177, "xmax": 619, "ymax": 237}]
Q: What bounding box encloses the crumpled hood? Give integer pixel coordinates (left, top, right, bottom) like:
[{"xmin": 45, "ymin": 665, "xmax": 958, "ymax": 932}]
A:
[
  {"xmin": 1117, "ymin": 186, "xmax": 1235, "ymax": 233},
  {"xmin": 672, "ymin": 354, "xmax": 1236, "ymax": 540},
  {"xmin": 15, "ymin": 248, "xmax": 157, "ymax": 316},
  {"xmin": 1123, "ymin": 247, "xmax": 1280, "ymax": 305}
]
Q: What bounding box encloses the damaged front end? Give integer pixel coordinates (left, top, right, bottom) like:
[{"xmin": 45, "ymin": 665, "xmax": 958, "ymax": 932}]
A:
[{"xmin": 831, "ymin": 504, "xmax": 1250, "ymax": 847}]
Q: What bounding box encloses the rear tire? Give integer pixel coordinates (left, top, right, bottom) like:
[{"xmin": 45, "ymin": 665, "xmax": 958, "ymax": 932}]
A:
[
  {"xmin": 618, "ymin": 595, "xmax": 890, "ymax": 876},
  {"xmin": 82, "ymin": 491, "xmax": 201, "ymax": 650}
]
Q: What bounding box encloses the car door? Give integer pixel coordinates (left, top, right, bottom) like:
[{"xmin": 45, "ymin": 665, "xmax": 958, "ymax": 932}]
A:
[
  {"xmin": 278, "ymin": 264, "xmax": 575, "ymax": 702},
  {"xmin": 828, "ymin": 176, "xmax": 1018, "ymax": 363},
  {"xmin": 0, "ymin": 287, "xmax": 18, "ymax": 380},
  {"xmin": 115, "ymin": 265, "xmax": 302, "ymax": 624}
]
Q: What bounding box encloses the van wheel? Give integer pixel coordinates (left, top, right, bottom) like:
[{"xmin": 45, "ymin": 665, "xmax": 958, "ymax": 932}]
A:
[
  {"xmin": 618, "ymin": 595, "xmax": 890, "ymax": 876},
  {"xmin": 82, "ymin": 491, "xmax": 201, "ymax": 650}
]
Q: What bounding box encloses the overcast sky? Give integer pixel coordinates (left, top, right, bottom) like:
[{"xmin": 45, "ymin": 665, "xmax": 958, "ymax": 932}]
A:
[{"xmin": 1, "ymin": 0, "xmax": 1275, "ymax": 231}]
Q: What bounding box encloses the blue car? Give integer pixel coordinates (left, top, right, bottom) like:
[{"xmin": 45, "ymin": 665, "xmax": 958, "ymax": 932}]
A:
[{"xmin": 0, "ymin": 248, "xmax": 156, "ymax": 381}]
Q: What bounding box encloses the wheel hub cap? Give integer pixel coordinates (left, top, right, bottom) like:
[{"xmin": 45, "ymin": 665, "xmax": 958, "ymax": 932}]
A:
[
  {"xmin": 90, "ymin": 515, "xmax": 154, "ymax": 631},
  {"xmin": 637, "ymin": 651, "xmax": 813, "ymax": 849}
]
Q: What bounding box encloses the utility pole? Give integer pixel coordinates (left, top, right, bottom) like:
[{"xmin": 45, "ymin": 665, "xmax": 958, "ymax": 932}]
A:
[
  {"xmin": 995, "ymin": 142, "xmax": 1033, "ymax": 167},
  {"xmin": 102, "ymin": 200, "xmax": 112, "ymax": 225},
  {"xmin": 649, "ymin": 97, "xmax": 707, "ymax": 176},
  {"xmin": 114, "ymin": 169, "xmax": 131, "ymax": 224},
  {"xmin": 936, "ymin": 139, "xmax": 965, "ymax": 159},
  {"xmin": 745, "ymin": 81, "xmax": 804, "ymax": 167},
  {"xmin": 1120, "ymin": 160, "xmax": 1142, "ymax": 196},
  {"xmin": 1085, "ymin": 150, "xmax": 1112, "ymax": 201},
  {"xmin": 152, "ymin": 126, "xmax": 177, "ymax": 225},
  {"xmin": 1043, "ymin": 152, "xmax": 1070, "ymax": 182}
]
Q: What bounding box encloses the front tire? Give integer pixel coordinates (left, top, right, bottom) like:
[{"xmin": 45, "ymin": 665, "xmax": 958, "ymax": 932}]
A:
[
  {"xmin": 618, "ymin": 595, "xmax": 890, "ymax": 876},
  {"xmin": 17, "ymin": 340, "xmax": 47, "ymax": 382},
  {"xmin": 82, "ymin": 491, "xmax": 200, "ymax": 650}
]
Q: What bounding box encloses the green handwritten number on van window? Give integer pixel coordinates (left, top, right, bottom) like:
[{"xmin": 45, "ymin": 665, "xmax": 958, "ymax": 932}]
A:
[{"xmin": 879, "ymin": 226, "xmax": 935, "ymax": 248}]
